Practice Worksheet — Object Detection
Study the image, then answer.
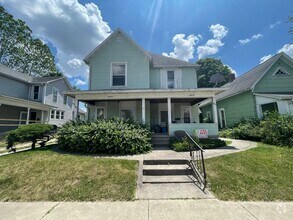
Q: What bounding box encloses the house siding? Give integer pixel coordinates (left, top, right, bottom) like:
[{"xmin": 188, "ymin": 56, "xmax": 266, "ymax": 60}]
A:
[
  {"xmin": 253, "ymin": 59, "xmax": 293, "ymax": 93},
  {"xmin": 89, "ymin": 34, "xmax": 150, "ymax": 90},
  {"xmin": 45, "ymin": 79, "xmax": 75, "ymax": 126},
  {"xmin": 0, "ymin": 75, "xmax": 30, "ymax": 99},
  {"xmin": 201, "ymin": 91, "xmax": 257, "ymax": 127}
]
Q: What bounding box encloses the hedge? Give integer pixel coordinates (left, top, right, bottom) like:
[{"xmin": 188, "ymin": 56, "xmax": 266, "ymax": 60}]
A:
[{"xmin": 57, "ymin": 118, "xmax": 152, "ymax": 155}]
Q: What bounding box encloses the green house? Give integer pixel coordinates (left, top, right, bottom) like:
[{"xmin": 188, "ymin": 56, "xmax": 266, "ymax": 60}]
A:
[
  {"xmin": 67, "ymin": 28, "xmax": 226, "ymax": 137},
  {"xmin": 200, "ymin": 52, "xmax": 293, "ymax": 128}
]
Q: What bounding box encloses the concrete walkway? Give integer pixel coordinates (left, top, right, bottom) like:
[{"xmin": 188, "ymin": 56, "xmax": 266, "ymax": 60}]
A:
[{"xmin": 0, "ymin": 199, "xmax": 292, "ymax": 220}]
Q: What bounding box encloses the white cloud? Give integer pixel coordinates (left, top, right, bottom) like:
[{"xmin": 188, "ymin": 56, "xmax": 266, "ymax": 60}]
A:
[
  {"xmin": 74, "ymin": 78, "xmax": 86, "ymax": 86},
  {"xmin": 260, "ymin": 54, "xmax": 273, "ymax": 63},
  {"xmin": 162, "ymin": 34, "xmax": 200, "ymax": 61},
  {"xmin": 225, "ymin": 65, "xmax": 237, "ymax": 76},
  {"xmin": 269, "ymin": 21, "xmax": 281, "ymax": 29},
  {"xmin": 259, "ymin": 44, "xmax": 293, "ymax": 63},
  {"xmin": 239, "ymin": 34, "xmax": 263, "ymax": 45},
  {"xmin": 209, "ymin": 24, "xmax": 228, "ymax": 39},
  {"xmin": 197, "ymin": 24, "xmax": 228, "ymax": 59},
  {"xmin": 1, "ymin": 0, "xmax": 111, "ymax": 82},
  {"xmin": 67, "ymin": 58, "xmax": 82, "ymax": 69}
]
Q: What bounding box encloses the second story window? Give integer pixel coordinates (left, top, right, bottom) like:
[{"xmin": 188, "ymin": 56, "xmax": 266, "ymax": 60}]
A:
[
  {"xmin": 167, "ymin": 71, "xmax": 175, "ymax": 89},
  {"xmin": 63, "ymin": 95, "xmax": 68, "ymax": 105},
  {"xmin": 112, "ymin": 63, "xmax": 126, "ymax": 86},
  {"xmin": 52, "ymin": 88, "xmax": 58, "ymax": 103},
  {"xmin": 33, "ymin": 86, "xmax": 39, "ymax": 100}
]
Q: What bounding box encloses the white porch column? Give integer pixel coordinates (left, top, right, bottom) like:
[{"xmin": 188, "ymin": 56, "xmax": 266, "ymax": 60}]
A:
[
  {"xmin": 212, "ymin": 96, "xmax": 218, "ymax": 124},
  {"xmin": 142, "ymin": 98, "xmax": 146, "ymax": 123},
  {"xmin": 26, "ymin": 107, "xmax": 30, "ymax": 125},
  {"xmin": 41, "ymin": 110, "xmax": 44, "ymax": 123},
  {"xmin": 167, "ymin": 97, "xmax": 172, "ymax": 124},
  {"xmin": 76, "ymin": 99, "xmax": 79, "ymax": 120}
]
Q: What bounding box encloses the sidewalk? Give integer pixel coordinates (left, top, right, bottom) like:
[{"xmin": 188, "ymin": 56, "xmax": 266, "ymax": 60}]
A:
[{"xmin": 0, "ymin": 199, "xmax": 292, "ymax": 220}]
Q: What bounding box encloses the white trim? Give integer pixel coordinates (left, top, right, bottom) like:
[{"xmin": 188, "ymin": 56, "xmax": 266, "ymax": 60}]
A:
[
  {"xmin": 180, "ymin": 106, "xmax": 192, "ymax": 123},
  {"xmin": 142, "ymin": 98, "xmax": 146, "ymax": 123},
  {"xmin": 272, "ymin": 67, "xmax": 290, "ymax": 76},
  {"xmin": 219, "ymin": 108, "xmax": 227, "ymax": 128},
  {"xmin": 110, "ymin": 62, "xmax": 127, "ymax": 87},
  {"xmin": 19, "ymin": 111, "xmax": 28, "ymax": 125},
  {"xmin": 52, "ymin": 87, "xmax": 59, "ymax": 103}
]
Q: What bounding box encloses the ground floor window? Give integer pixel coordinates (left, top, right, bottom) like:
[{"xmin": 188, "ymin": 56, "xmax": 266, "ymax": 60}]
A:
[
  {"xmin": 50, "ymin": 110, "xmax": 64, "ymax": 120},
  {"xmin": 261, "ymin": 102, "xmax": 278, "ymax": 114},
  {"xmin": 121, "ymin": 109, "xmax": 134, "ymax": 120},
  {"xmin": 51, "ymin": 110, "xmax": 55, "ymax": 119},
  {"xmin": 97, "ymin": 107, "xmax": 105, "ymax": 119}
]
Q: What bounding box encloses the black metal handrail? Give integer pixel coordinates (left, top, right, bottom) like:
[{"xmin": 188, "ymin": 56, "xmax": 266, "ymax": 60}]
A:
[{"xmin": 174, "ymin": 130, "xmax": 207, "ymax": 190}]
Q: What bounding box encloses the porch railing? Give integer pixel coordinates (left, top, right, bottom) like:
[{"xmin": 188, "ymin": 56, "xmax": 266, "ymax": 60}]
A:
[
  {"xmin": 174, "ymin": 130, "xmax": 207, "ymax": 190},
  {"xmin": 0, "ymin": 118, "xmax": 43, "ymax": 127}
]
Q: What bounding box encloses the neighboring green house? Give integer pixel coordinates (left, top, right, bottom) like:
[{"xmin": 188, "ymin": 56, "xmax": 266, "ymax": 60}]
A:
[
  {"xmin": 67, "ymin": 28, "xmax": 226, "ymax": 137},
  {"xmin": 200, "ymin": 52, "xmax": 293, "ymax": 128}
]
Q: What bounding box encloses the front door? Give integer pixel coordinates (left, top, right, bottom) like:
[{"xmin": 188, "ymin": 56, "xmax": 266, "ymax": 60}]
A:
[{"xmin": 181, "ymin": 107, "xmax": 191, "ymax": 123}]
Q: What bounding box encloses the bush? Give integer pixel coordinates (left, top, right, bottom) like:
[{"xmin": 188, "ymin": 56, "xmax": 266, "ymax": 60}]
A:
[
  {"xmin": 260, "ymin": 112, "xmax": 293, "ymax": 147},
  {"xmin": 171, "ymin": 137, "xmax": 227, "ymax": 152},
  {"xmin": 219, "ymin": 112, "xmax": 293, "ymax": 147},
  {"xmin": 7, "ymin": 124, "xmax": 54, "ymax": 149},
  {"xmin": 219, "ymin": 118, "xmax": 261, "ymax": 141},
  {"xmin": 57, "ymin": 118, "xmax": 152, "ymax": 155}
]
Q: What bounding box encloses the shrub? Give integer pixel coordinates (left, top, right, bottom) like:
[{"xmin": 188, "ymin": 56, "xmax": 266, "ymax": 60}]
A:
[
  {"xmin": 171, "ymin": 137, "xmax": 227, "ymax": 152},
  {"xmin": 260, "ymin": 112, "xmax": 293, "ymax": 147},
  {"xmin": 6, "ymin": 124, "xmax": 54, "ymax": 149},
  {"xmin": 57, "ymin": 118, "xmax": 152, "ymax": 155}
]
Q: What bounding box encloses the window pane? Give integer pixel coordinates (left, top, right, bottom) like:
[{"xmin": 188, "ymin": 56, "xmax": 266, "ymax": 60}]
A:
[
  {"xmin": 33, "ymin": 86, "xmax": 39, "ymax": 99},
  {"xmin": 56, "ymin": 111, "xmax": 60, "ymax": 119},
  {"xmin": 167, "ymin": 71, "xmax": 175, "ymax": 88},
  {"xmin": 121, "ymin": 109, "xmax": 133, "ymax": 120},
  {"xmin": 113, "ymin": 64, "xmax": 125, "ymax": 75},
  {"xmin": 50, "ymin": 110, "xmax": 55, "ymax": 119},
  {"xmin": 63, "ymin": 95, "xmax": 67, "ymax": 105},
  {"xmin": 113, "ymin": 76, "xmax": 125, "ymax": 86},
  {"xmin": 97, "ymin": 108, "xmax": 105, "ymax": 119},
  {"xmin": 61, "ymin": 112, "xmax": 64, "ymax": 119}
]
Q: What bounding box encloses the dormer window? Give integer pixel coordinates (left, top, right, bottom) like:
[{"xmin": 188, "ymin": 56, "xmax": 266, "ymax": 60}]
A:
[
  {"xmin": 111, "ymin": 62, "xmax": 127, "ymax": 87},
  {"xmin": 273, "ymin": 68, "xmax": 289, "ymax": 76}
]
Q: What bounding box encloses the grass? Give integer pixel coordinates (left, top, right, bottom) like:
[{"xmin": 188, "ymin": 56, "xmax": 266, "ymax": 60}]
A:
[
  {"xmin": 205, "ymin": 143, "xmax": 293, "ymax": 201},
  {"xmin": 0, "ymin": 146, "xmax": 138, "ymax": 201}
]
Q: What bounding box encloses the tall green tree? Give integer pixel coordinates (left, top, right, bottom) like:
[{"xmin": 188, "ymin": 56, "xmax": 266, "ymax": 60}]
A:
[
  {"xmin": 0, "ymin": 6, "xmax": 61, "ymax": 76},
  {"xmin": 196, "ymin": 58, "xmax": 232, "ymax": 88}
]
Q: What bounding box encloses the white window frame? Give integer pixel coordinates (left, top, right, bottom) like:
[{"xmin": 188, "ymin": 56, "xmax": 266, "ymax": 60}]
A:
[
  {"xmin": 180, "ymin": 106, "xmax": 192, "ymax": 124},
  {"xmin": 96, "ymin": 107, "xmax": 106, "ymax": 119},
  {"xmin": 50, "ymin": 110, "xmax": 55, "ymax": 119},
  {"xmin": 110, "ymin": 62, "xmax": 127, "ymax": 87},
  {"xmin": 32, "ymin": 85, "xmax": 40, "ymax": 100},
  {"xmin": 219, "ymin": 108, "xmax": 227, "ymax": 128},
  {"xmin": 52, "ymin": 87, "xmax": 58, "ymax": 103},
  {"xmin": 60, "ymin": 111, "xmax": 64, "ymax": 120},
  {"xmin": 63, "ymin": 95, "xmax": 68, "ymax": 105},
  {"xmin": 167, "ymin": 70, "xmax": 175, "ymax": 89},
  {"xmin": 273, "ymin": 68, "xmax": 290, "ymax": 76}
]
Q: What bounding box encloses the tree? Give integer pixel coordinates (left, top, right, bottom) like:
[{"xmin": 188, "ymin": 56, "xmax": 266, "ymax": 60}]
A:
[
  {"xmin": 0, "ymin": 6, "xmax": 61, "ymax": 77},
  {"xmin": 196, "ymin": 58, "xmax": 232, "ymax": 88}
]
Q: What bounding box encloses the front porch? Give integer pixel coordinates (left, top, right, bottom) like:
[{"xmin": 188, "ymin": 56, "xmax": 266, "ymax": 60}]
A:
[{"xmin": 68, "ymin": 88, "xmax": 225, "ymax": 138}]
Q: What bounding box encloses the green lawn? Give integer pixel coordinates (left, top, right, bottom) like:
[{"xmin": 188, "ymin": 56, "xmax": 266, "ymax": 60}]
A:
[
  {"xmin": 205, "ymin": 143, "xmax": 293, "ymax": 201},
  {"xmin": 0, "ymin": 146, "xmax": 138, "ymax": 201}
]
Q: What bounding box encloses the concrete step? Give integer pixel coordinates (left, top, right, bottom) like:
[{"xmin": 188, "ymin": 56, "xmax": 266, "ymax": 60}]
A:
[
  {"xmin": 143, "ymin": 159, "xmax": 189, "ymax": 165},
  {"xmin": 143, "ymin": 168, "xmax": 193, "ymax": 176},
  {"xmin": 143, "ymin": 175, "xmax": 197, "ymax": 184}
]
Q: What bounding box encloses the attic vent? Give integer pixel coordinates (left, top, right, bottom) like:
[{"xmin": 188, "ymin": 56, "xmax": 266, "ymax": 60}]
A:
[
  {"xmin": 274, "ymin": 68, "xmax": 288, "ymax": 76},
  {"xmin": 117, "ymin": 33, "xmax": 123, "ymax": 41}
]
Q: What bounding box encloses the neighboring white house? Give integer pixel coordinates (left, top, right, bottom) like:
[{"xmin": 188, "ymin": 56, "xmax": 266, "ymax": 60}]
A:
[{"xmin": 0, "ymin": 64, "xmax": 77, "ymax": 133}]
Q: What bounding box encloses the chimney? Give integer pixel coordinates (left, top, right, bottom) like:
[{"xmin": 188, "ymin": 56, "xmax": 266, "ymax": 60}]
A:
[{"xmin": 228, "ymin": 74, "xmax": 235, "ymax": 82}]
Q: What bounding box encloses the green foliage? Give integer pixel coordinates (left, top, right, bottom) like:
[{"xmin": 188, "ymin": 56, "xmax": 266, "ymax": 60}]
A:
[
  {"xmin": 0, "ymin": 6, "xmax": 61, "ymax": 77},
  {"xmin": 260, "ymin": 112, "xmax": 293, "ymax": 147},
  {"xmin": 219, "ymin": 112, "xmax": 293, "ymax": 147},
  {"xmin": 171, "ymin": 137, "xmax": 227, "ymax": 152},
  {"xmin": 196, "ymin": 58, "xmax": 232, "ymax": 88},
  {"xmin": 58, "ymin": 118, "xmax": 152, "ymax": 155},
  {"xmin": 6, "ymin": 124, "xmax": 54, "ymax": 148}
]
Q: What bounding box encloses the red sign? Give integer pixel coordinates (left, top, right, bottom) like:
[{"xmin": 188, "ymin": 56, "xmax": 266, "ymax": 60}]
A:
[{"xmin": 197, "ymin": 129, "xmax": 208, "ymax": 139}]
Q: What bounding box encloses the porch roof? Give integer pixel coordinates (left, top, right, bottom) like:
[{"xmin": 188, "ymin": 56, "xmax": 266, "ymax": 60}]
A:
[
  {"xmin": 65, "ymin": 88, "xmax": 227, "ymax": 102},
  {"xmin": 0, "ymin": 95, "xmax": 56, "ymax": 111}
]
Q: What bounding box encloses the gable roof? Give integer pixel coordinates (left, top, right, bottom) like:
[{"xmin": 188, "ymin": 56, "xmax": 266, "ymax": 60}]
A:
[
  {"xmin": 216, "ymin": 52, "xmax": 292, "ymax": 101},
  {"xmin": 148, "ymin": 52, "xmax": 198, "ymax": 68},
  {"xmin": 0, "ymin": 64, "xmax": 72, "ymax": 90},
  {"xmin": 84, "ymin": 28, "xmax": 198, "ymax": 68}
]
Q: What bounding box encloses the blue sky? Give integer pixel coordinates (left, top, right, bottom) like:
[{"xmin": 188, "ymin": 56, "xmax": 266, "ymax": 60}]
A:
[{"xmin": 1, "ymin": 0, "xmax": 292, "ymax": 91}]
